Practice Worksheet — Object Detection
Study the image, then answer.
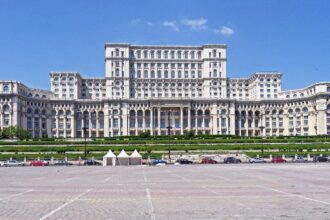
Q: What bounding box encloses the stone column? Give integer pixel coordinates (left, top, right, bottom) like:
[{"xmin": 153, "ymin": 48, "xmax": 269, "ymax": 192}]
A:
[
  {"xmin": 134, "ymin": 109, "xmax": 137, "ymax": 136},
  {"xmin": 104, "ymin": 107, "xmax": 109, "ymax": 137},
  {"xmin": 157, "ymin": 108, "xmax": 161, "ymax": 135},
  {"xmin": 71, "ymin": 115, "xmax": 75, "ymax": 138},
  {"xmin": 202, "ymin": 110, "xmax": 205, "ymax": 134},
  {"xmin": 118, "ymin": 115, "xmax": 122, "ymax": 136},
  {"xmin": 195, "ymin": 110, "xmax": 198, "ymax": 134},
  {"xmin": 251, "ymin": 113, "xmax": 255, "ymax": 136},
  {"xmin": 262, "ymin": 113, "xmax": 266, "ymax": 137},
  {"xmin": 63, "ymin": 116, "xmax": 67, "ymax": 138},
  {"xmin": 180, "ymin": 107, "xmax": 184, "ymax": 135},
  {"xmin": 244, "ymin": 113, "xmax": 248, "ymax": 136},
  {"xmin": 150, "ymin": 108, "xmax": 154, "ymax": 136},
  {"xmin": 39, "ymin": 116, "xmax": 42, "ymax": 138},
  {"xmin": 81, "ymin": 113, "xmax": 85, "ymax": 138},
  {"xmin": 142, "ymin": 109, "xmax": 146, "ymax": 132},
  {"xmin": 88, "ymin": 111, "xmax": 92, "ymax": 137},
  {"xmin": 32, "ymin": 115, "xmax": 35, "ymax": 138},
  {"xmin": 47, "ymin": 113, "xmax": 52, "ymax": 138},
  {"xmin": 187, "ymin": 107, "xmax": 191, "ymax": 131},
  {"xmin": 96, "ymin": 112, "xmax": 100, "ymax": 137},
  {"xmin": 111, "ymin": 113, "xmax": 114, "ymax": 137},
  {"xmin": 56, "ymin": 115, "xmax": 59, "ymax": 138}
]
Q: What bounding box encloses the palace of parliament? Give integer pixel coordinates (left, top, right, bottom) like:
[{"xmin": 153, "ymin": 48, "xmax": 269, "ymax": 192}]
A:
[{"xmin": 0, "ymin": 43, "xmax": 330, "ymax": 138}]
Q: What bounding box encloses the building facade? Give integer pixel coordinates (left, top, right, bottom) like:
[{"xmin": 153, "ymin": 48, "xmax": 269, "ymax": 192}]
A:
[{"xmin": 1, "ymin": 43, "xmax": 330, "ymax": 138}]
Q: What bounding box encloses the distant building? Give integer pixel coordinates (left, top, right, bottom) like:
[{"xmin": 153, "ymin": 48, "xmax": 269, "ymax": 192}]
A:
[{"xmin": 0, "ymin": 43, "xmax": 330, "ymax": 138}]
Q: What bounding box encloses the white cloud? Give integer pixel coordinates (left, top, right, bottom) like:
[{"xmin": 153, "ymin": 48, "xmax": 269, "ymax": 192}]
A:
[
  {"xmin": 162, "ymin": 21, "xmax": 180, "ymax": 32},
  {"xmin": 181, "ymin": 17, "xmax": 207, "ymax": 30},
  {"xmin": 146, "ymin": 21, "xmax": 153, "ymax": 26},
  {"xmin": 214, "ymin": 26, "xmax": 234, "ymax": 36},
  {"xmin": 131, "ymin": 18, "xmax": 141, "ymax": 25}
]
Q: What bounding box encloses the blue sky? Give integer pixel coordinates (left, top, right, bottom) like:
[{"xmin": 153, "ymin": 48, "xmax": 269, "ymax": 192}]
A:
[{"xmin": 0, "ymin": 0, "xmax": 329, "ymax": 90}]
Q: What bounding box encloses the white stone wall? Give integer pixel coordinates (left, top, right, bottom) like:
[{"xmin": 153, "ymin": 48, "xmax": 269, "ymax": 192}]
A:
[{"xmin": 0, "ymin": 43, "xmax": 329, "ymax": 138}]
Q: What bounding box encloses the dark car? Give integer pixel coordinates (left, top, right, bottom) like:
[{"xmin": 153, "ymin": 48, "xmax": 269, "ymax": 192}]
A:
[
  {"xmin": 201, "ymin": 158, "xmax": 218, "ymax": 164},
  {"xmin": 176, "ymin": 159, "xmax": 193, "ymax": 164},
  {"xmin": 224, "ymin": 157, "xmax": 241, "ymax": 164},
  {"xmin": 54, "ymin": 160, "xmax": 73, "ymax": 166},
  {"xmin": 150, "ymin": 159, "xmax": 167, "ymax": 165},
  {"xmin": 271, "ymin": 157, "xmax": 287, "ymax": 163},
  {"xmin": 313, "ymin": 156, "xmax": 329, "ymax": 162},
  {"xmin": 84, "ymin": 160, "xmax": 101, "ymax": 166}
]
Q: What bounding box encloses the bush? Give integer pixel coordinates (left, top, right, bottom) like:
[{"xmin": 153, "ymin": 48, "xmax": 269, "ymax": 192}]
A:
[
  {"xmin": 139, "ymin": 130, "xmax": 151, "ymax": 138},
  {"xmin": 1, "ymin": 126, "xmax": 31, "ymax": 140}
]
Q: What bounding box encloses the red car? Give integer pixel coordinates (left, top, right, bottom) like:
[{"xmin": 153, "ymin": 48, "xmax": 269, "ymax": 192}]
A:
[
  {"xmin": 201, "ymin": 158, "xmax": 218, "ymax": 164},
  {"xmin": 271, "ymin": 157, "xmax": 287, "ymax": 163},
  {"xmin": 30, "ymin": 160, "xmax": 49, "ymax": 166}
]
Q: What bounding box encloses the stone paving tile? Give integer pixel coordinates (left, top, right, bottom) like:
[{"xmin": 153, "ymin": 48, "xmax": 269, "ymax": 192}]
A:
[{"xmin": 0, "ymin": 164, "xmax": 330, "ymax": 219}]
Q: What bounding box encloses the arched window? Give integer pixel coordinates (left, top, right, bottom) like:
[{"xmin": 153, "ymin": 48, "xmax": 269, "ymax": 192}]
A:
[
  {"xmin": 151, "ymin": 70, "xmax": 155, "ymax": 78},
  {"xmin": 164, "ymin": 71, "xmax": 168, "ymax": 78},
  {"xmin": 302, "ymin": 107, "xmax": 308, "ymax": 114},
  {"xmin": 157, "ymin": 70, "xmax": 162, "ymax": 78},
  {"xmin": 171, "ymin": 71, "xmax": 175, "ymax": 78},
  {"xmin": 144, "ymin": 70, "xmax": 148, "ymax": 78},
  {"xmin": 3, "ymin": 85, "xmax": 9, "ymax": 93},
  {"xmin": 129, "ymin": 110, "xmax": 136, "ymax": 128},
  {"xmin": 191, "ymin": 71, "xmax": 195, "ymax": 79},
  {"xmin": 178, "ymin": 71, "xmax": 182, "ymax": 78},
  {"xmin": 213, "ymin": 70, "xmax": 217, "ymax": 78},
  {"xmin": 137, "ymin": 71, "xmax": 141, "ymax": 78}
]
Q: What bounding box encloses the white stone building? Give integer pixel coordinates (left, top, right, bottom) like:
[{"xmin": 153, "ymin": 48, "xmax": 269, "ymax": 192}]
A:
[{"xmin": 0, "ymin": 43, "xmax": 330, "ymax": 138}]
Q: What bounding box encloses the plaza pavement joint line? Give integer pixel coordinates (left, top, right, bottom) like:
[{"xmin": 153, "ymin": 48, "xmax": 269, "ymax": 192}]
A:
[
  {"xmin": 38, "ymin": 188, "xmax": 92, "ymax": 220},
  {"xmin": 0, "ymin": 189, "xmax": 34, "ymax": 201},
  {"xmin": 143, "ymin": 168, "xmax": 156, "ymax": 220},
  {"xmin": 256, "ymin": 185, "xmax": 330, "ymax": 206}
]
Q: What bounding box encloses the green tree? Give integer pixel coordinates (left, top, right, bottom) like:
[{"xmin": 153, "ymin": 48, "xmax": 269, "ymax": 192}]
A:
[
  {"xmin": 2, "ymin": 126, "xmax": 31, "ymax": 140},
  {"xmin": 2, "ymin": 126, "xmax": 17, "ymax": 138}
]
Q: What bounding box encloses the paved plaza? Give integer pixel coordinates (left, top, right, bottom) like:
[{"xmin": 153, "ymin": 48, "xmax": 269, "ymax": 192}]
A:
[{"xmin": 0, "ymin": 164, "xmax": 330, "ymax": 219}]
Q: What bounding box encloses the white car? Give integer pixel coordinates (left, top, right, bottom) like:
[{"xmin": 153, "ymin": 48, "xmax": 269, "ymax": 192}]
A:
[
  {"xmin": 155, "ymin": 163, "xmax": 166, "ymax": 166},
  {"xmin": 292, "ymin": 157, "xmax": 306, "ymax": 163},
  {"xmin": 0, "ymin": 161, "xmax": 5, "ymax": 167},
  {"xmin": 249, "ymin": 157, "xmax": 266, "ymax": 163},
  {"xmin": 4, "ymin": 160, "xmax": 25, "ymax": 167}
]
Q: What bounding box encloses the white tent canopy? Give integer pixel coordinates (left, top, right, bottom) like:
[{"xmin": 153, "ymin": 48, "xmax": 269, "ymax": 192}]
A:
[
  {"xmin": 130, "ymin": 149, "xmax": 142, "ymax": 165},
  {"xmin": 103, "ymin": 150, "xmax": 117, "ymax": 166},
  {"xmin": 117, "ymin": 149, "xmax": 130, "ymax": 166}
]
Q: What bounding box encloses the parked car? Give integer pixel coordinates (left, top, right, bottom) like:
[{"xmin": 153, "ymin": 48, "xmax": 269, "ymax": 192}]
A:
[
  {"xmin": 84, "ymin": 160, "xmax": 101, "ymax": 166},
  {"xmin": 0, "ymin": 161, "xmax": 5, "ymax": 167},
  {"xmin": 271, "ymin": 157, "xmax": 287, "ymax": 163},
  {"xmin": 30, "ymin": 160, "xmax": 49, "ymax": 166},
  {"xmin": 249, "ymin": 157, "xmax": 266, "ymax": 163},
  {"xmin": 224, "ymin": 157, "xmax": 241, "ymax": 164},
  {"xmin": 53, "ymin": 160, "xmax": 73, "ymax": 166},
  {"xmin": 176, "ymin": 158, "xmax": 193, "ymax": 164},
  {"xmin": 201, "ymin": 158, "xmax": 218, "ymax": 164},
  {"xmin": 292, "ymin": 156, "xmax": 307, "ymax": 163},
  {"xmin": 150, "ymin": 159, "xmax": 167, "ymax": 165},
  {"xmin": 313, "ymin": 156, "xmax": 329, "ymax": 162},
  {"xmin": 4, "ymin": 160, "xmax": 25, "ymax": 167}
]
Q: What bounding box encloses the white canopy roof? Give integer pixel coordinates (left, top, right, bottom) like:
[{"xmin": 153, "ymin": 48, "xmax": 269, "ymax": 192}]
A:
[
  {"xmin": 117, "ymin": 149, "xmax": 129, "ymax": 158},
  {"xmin": 130, "ymin": 149, "xmax": 142, "ymax": 158},
  {"xmin": 104, "ymin": 150, "xmax": 116, "ymax": 158}
]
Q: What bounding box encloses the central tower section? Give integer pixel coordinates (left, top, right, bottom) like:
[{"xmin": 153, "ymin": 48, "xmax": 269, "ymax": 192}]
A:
[{"xmin": 105, "ymin": 43, "xmax": 227, "ymax": 100}]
